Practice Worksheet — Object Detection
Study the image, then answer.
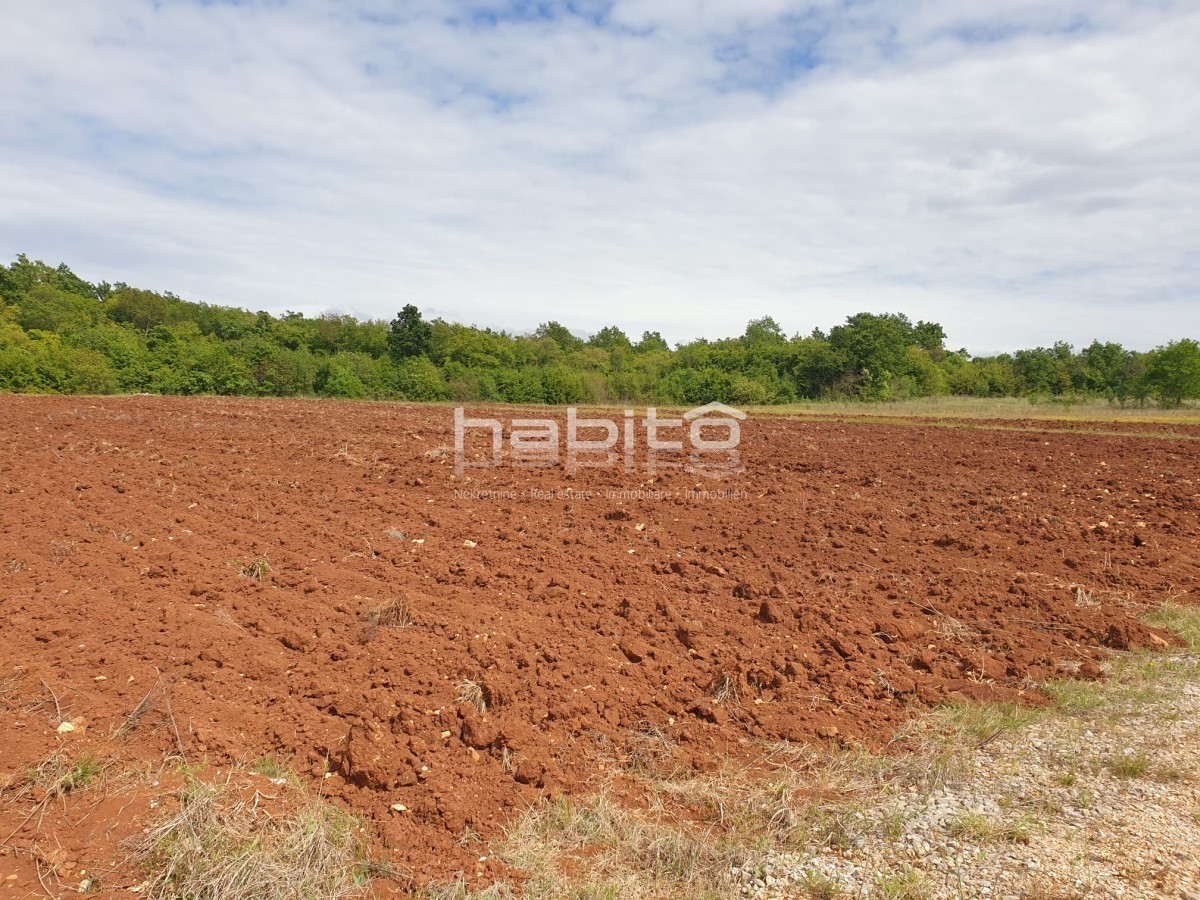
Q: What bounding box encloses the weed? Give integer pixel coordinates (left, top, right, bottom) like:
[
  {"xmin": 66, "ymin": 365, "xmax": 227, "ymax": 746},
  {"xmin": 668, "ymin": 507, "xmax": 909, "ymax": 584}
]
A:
[
  {"xmin": 1151, "ymin": 763, "xmax": 1193, "ymax": 783},
  {"xmin": 874, "ymin": 805, "xmax": 908, "ymax": 841},
  {"xmin": 1050, "ymin": 770, "xmax": 1077, "ymax": 787},
  {"xmin": 238, "ymin": 556, "xmax": 270, "ymax": 581},
  {"xmin": 1043, "ymin": 679, "xmax": 1108, "ymax": 715},
  {"xmin": 875, "ymin": 868, "xmax": 928, "ymax": 899},
  {"xmin": 62, "ymin": 753, "xmax": 103, "ymax": 794},
  {"xmin": 9, "ymin": 751, "xmax": 104, "ymax": 803},
  {"xmin": 799, "ymin": 870, "xmax": 842, "ymax": 899}
]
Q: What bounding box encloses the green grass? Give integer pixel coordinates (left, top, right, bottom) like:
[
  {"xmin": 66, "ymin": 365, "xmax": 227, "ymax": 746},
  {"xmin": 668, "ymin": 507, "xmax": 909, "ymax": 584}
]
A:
[
  {"xmin": 929, "ymin": 699, "xmax": 1043, "ymax": 742},
  {"xmin": 62, "ymin": 753, "xmax": 103, "ymax": 793},
  {"xmin": 1104, "ymin": 752, "xmax": 1152, "ymax": 779},
  {"xmin": 1042, "ymin": 679, "xmax": 1110, "ymax": 716},
  {"xmin": 945, "ymin": 812, "xmax": 1034, "ymax": 845},
  {"xmin": 443, "ymin": 397, "xmax": 1200, "ymax": 429},
  {"xmin": 1143, "ymin": 603, "xmax": 1200, "ymax": 651},
  {"xmin": 248, "ymin": 755, "xmax": 297, "ymax": 783}
]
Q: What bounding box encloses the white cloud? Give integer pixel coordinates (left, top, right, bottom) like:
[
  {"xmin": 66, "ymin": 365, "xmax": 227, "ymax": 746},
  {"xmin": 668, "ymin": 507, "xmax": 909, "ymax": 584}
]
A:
[{"xmin": 1, "ymin": 0, "xmax": 1197, "ymax": 352}]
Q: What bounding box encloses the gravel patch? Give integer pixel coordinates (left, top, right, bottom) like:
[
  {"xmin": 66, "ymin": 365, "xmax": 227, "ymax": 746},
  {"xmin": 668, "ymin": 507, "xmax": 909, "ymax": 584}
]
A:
[{"xmin": 733, "ymin": 657, "xmax": 1200, "ymax": 899}]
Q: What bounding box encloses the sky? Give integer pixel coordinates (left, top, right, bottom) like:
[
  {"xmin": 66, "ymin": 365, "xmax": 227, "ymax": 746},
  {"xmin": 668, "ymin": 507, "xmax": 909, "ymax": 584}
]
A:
[{"xmin": 2, "ymin": 0, "xmax": 1198, "ymax": 354}]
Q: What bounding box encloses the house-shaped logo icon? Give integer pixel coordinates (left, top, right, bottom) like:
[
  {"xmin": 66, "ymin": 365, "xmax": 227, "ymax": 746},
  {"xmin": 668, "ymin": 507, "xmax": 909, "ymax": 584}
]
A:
[{"xmin": 683, "ymin": 402, "xmax": 747, "ymax": 421}]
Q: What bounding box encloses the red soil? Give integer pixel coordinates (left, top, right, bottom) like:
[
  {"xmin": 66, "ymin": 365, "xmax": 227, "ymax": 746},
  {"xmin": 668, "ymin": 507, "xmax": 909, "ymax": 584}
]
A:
[{"xmin": 1, "ymin": 396, "xmax": 1197, "ymax": 890}]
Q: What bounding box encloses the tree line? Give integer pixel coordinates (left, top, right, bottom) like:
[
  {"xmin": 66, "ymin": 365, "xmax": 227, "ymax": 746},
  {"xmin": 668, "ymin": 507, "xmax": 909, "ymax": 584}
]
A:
[{"xmin": 2, "ymin": 254, "xmax": 1198, "ymax": 406}]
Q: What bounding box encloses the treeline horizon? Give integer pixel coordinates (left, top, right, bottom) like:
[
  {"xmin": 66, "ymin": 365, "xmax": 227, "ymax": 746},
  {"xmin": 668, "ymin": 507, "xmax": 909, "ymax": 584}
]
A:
[{"xmin": 2, "ymin": 254, "xmax": 1198, "ymax": 407}]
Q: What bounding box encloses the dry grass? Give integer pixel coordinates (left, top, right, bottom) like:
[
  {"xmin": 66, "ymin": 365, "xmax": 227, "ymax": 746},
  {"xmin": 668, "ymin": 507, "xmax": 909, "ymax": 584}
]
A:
[
  {"xmin": 710, "ymin": 672, "xmax": 741, "ymax": 705},
  {"xmin": 456, "ymin": 679, "xmax": 488, "ymax": 714},
  {"xmin": 5, "ymin": 750, "xmax": 106, "ymax": 804},
  {"xmin": 363, "ymin": 597, "xmax": 412, "ymax": 629},
  {"xmin": 414, "ymin": 601, "xmax": 1200, "ymax": 898},
  {"xmin": 358, "ymin": 597, "xmax": 413, "ymax": 644},
  {"xmin": 117, "ymin": 672, "xmax": 187, "ymax": 755},
  {"xmin": 443, "ymin": 743, "xmax": 937, "ymax": 897},
  {"xmin": 622, "ymin": 725, "xmax": 682, "ymax": 778},
  {"xmin": 136, "ymin": 777, "xmax": 372, "ymax": 900},
  {"xmin": 748, "ymin": 396, "xmax": 1200, "ymax": 425},
  {"xmin": 0, "ymin": 674, "xmax": 20, "ymax": 708},
  {"xmin": 932, "ymin": 615, "xmax": 980, "ymax": 645},
  {"xmin": 499, "ymin": 790, "xmax": 742, "ymax": 899}
]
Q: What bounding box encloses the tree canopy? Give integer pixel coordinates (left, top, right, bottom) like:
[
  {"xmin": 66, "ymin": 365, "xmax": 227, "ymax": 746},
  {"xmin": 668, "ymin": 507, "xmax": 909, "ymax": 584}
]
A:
[{"xmin": 1, "ymin": 255, "xmax": 1196, "ymax": 407}]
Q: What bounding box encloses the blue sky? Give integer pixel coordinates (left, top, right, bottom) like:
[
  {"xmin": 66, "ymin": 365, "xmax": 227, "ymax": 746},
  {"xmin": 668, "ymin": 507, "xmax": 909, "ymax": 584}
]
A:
[{"xmin": 2, "ymin": 0, "xmax": 1198, "ymax": 352}]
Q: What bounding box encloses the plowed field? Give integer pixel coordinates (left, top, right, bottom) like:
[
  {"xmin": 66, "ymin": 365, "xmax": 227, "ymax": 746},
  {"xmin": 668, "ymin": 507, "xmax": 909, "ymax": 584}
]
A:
[{"xmin": 1, "ymin": 395, "xmax": 1197, "ymax": 885}]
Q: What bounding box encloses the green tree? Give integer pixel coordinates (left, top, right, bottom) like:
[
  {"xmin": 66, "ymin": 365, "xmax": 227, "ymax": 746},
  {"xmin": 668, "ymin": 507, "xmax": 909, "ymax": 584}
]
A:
[
  {"xmin": 635, "ymin": 330, "xmax": 670, "ymax": 353},
  {"xmin": 394, "ymin": 356, "xmax": 446, "ymax": 400},
  {"xmin": 321, "ymin": 359, "xmax": 368, "ymax": 399},
  {"xmin": 16, "ymin": 285, "xmax": 99, "ymax": 333},
  {"xmin": 789, "ymin": 337, "xmax": 845, "ymax": 398},
  {"xmin": 387, "ymin": 305, "xmax": 432, "ymax": 361},
  {"xmin": 534, "ymin": 321, "xmax": 583, "ymax": 352},
  {"xmin": 588, "ymin": 325, "xmax": 632, "ymax": 352},
  {"xmin": 1143, "ymin": 339, "xmax": 1200, "ymax": 407},
  {"xmin": 106, "ymin": 288, "xmax": 170, "ymax": 332},
  {"xmin": 743, "ymin": 316, "xmax": 786, "ymax": 347},
  {"xmin": 0, "ymin": 254, "xmax": 95, "ymax": 304},
  {"xmin": 1080, "ymin": 340, "xmax": 1130, "ymax": 394},
  {"xmin": 912, "ymin": 320, "xmax": 947, "ymax": 357},
  {"xmin": 828, "ymin": 312, "xmax": 919, "ymax": 399},
  {"xmin": 70, "ymin": 322, "xmax": 154, "ymax": 391}
]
